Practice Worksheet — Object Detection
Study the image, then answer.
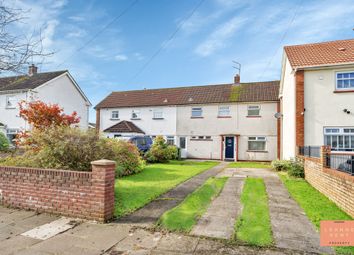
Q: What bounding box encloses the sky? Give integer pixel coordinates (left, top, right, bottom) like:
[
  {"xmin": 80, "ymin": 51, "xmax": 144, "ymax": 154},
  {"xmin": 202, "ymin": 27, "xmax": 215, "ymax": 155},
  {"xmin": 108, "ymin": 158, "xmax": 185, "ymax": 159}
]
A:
[{"xmin": 5, "ymin": 0, "xmax": 354, "ymax": 121}]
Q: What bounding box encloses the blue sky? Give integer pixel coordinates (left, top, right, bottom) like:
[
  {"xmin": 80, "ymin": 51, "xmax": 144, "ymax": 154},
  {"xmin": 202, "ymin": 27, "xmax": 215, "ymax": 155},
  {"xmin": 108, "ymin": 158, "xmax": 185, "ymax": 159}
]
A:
[{"xmin": 8, "ymin": 0, "xmax": 354, "ymax": 121}]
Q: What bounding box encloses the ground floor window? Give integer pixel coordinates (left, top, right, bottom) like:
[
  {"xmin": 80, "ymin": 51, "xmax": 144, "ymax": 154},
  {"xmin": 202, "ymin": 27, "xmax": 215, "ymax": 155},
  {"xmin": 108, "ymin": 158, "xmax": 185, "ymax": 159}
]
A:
[
  {"xmin": 248, "ymin": 136, "xmax": 266, "ymax": 151},
  {"xmin": 324, "ymin": 127, "xmax": 354, "ymax": 151},
  {"xmin": 166, "ymin": 136, "xmax": 175, "ymax": 145}
]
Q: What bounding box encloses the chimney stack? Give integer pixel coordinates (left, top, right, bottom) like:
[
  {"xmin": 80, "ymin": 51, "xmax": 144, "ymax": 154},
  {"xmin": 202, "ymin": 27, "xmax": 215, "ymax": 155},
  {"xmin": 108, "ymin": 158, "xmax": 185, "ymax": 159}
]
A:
[
  {"xmin": 28, "ymin": 64, "xmax": 38, "ymax": 76},
  {"xmin": 234, "ymin": 74, "xmax": 240, "ymax": 84}
]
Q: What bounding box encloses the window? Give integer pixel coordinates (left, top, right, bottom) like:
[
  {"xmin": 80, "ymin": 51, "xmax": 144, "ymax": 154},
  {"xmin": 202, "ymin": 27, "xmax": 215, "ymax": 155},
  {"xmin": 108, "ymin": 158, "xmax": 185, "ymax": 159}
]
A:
[
  {"xmin": 191, "ymin": 107, "xmax": 203, "ymax": 117},
  {"xmin": 218, "ymin": 106, "xmax": 230, "ymax": 117},
  {"xmin": 190, "ymin": 136, "xmax": 212, "ymax": 141},
  {"xmin": 166, "ymin": 136, "xmax": 175, "ymax": 145},
  {"xmin": 153, "ymin": 108, "xmax": 163, "ymax": 119},
  {"xmin": 111, "ymin": 111, "xmax": 119, "ymax": 119},
  {"xmin": 131, "ymin": 109, "xmax": 141, "ymax": 119},
  {"xmin": 6, "ymin": 95, "xmax": 16, "ymax": 108},
  {"xmin": 179, "ymin": 137, "xmax": 186, "ymax": 149},
  {"xmin": 324, "ymin": 127, "xmax": 354, "ymax": 151},
  {"xmin": 336, "ymin": 72, "xmax": 354, "ymax": 90},
  {"xmin": 248, "ymin": 136, "xmax": 266, "ymax": 151},
  {"xmin": 247, "ymin": 105, "xmax": 260, "ymax": 116}
]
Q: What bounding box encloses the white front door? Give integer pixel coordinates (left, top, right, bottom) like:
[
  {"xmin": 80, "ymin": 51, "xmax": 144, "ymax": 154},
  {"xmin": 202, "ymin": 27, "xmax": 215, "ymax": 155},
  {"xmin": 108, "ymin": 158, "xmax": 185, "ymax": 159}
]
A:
[{"xmin": 179, "ymin": 137, "xmax": 187, "ymax": 158}]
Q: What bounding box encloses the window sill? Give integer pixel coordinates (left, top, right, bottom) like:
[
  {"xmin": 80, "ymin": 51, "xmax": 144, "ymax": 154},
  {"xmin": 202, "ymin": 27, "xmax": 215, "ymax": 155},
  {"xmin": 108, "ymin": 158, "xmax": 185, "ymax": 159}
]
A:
[
  {"xmin": 217, "ymin": 116, "xmax": 231, "ymax": 118},
  {"xmin": 110, "ymin": 118, "xmax": 120, "ymax": 121},
  {"xmin": 333, "ymin": 90, "xmax": 354, "ymax": 93},
  {"xmin": 130, "ymin": 118, "xmax": 141, "ymax": 120},
  {"xmin": 5, "ymin": 107, "xmax": 16, "ymax": 109},
  {"xmin": 247, "ymin": 150, "xmax": 268, "ymax": 153},
  {"xmin": 246, "ymin": 115, "xmax": 261, "ymax": 118},
  {"xmin": 152, "ymin": 118, "xmax": 164, "ymax": 120},
  {"xmin": 191, "ymin": 116, "xmax": 203, "ymax": 119}
]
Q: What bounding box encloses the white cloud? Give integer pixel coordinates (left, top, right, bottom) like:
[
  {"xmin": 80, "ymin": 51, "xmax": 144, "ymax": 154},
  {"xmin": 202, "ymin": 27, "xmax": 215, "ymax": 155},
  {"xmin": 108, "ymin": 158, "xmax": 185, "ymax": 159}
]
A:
[
  {"xmin": 114, "ymin": 54, "xmax": 128, "ymax": 61},
  {"xmin": 67, "ymin": 28, "xmax": 87, "ymax": 38},
  {"xmin": 195, "ymin": 15, "xmax": 248, "ymax": 57},
  {"xmin": 133, "ymin": 52, "xmax": 144, "ymax": 61}
]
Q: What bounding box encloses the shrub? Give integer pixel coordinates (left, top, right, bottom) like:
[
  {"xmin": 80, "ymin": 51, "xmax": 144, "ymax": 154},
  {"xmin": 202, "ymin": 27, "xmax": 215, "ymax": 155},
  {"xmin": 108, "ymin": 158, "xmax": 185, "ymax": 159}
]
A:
[
  {"xmin": 0, "ymin": 132, "xmax": 9, "ymax": 151},
  {"xmin": 271, "ymin": 160, "xmax": 291, "ymax": 171},
  {"xmin": 0, "ymin": 126, "xmax": 145, "ymax": 176},
  {"xmin": 145, "ymin": 136, "xmax": 178, "ymax": 163},
  {"xmin": 288, "ymin": 158, "xmax": 304, "ymax": 178}
]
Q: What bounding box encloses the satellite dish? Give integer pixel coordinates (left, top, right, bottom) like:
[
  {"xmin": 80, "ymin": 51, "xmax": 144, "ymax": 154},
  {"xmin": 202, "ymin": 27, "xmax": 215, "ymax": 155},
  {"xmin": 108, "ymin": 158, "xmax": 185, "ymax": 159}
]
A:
[{"xmin": 274, "ymin": 112, "xmax": 282, "ymax": 119}]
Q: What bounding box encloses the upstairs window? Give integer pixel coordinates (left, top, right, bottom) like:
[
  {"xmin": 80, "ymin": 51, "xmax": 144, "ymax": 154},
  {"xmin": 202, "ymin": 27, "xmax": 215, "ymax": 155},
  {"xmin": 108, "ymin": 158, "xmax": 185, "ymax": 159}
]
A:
[
  {"xmin": 191, "ymin": 107, "xmax": 203, "ymax": 117},
  {"xmin": 248, "ymin": 136, "xmax": 266, "ymax": 151},
  {"xmin": 131, "ymin": 109, "xmax": 141, "ymax": 119},
  {"xmin": 153, "ymin": 108, "xmax": 163, "ymax": 119},
  {"xmin": 218, "ymin": 106, "xmax": 230, "ymax": 117},
  {"xmin": 247, "ymin": 105, "xmax": 260, "ymax": 116},
  {"xmin": 6, "ymin": 95, "xmax": 16, "ymax": 108},
  {"xmin": 111, "ymin": 111, "xmax": 119, "ymax": 119},
  {"xmin": 336, "ymin": 72, "xmax": 354, "ymax": 90}
]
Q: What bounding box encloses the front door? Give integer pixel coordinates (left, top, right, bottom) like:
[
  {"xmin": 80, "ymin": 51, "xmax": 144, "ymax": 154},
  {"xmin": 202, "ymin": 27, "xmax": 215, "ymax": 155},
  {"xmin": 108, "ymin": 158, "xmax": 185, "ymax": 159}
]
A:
[
  {"xmin": 179, "ymin": 137, "xmax": 187, "ymax": 158},
  {"xmin": 225, "ymin": 136, "xmax": 234, "ymax": 160}
]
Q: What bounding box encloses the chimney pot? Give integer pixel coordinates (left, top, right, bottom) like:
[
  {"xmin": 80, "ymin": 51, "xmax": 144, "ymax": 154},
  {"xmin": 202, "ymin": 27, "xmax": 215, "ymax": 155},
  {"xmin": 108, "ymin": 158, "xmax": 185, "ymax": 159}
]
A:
[
  {"xmin": 28, "ymin": 64, "xmax": 38, "ymax": 76},
  {"xmin": 234, "ymin": 74, "xmax": 240, "ymax": 84}
]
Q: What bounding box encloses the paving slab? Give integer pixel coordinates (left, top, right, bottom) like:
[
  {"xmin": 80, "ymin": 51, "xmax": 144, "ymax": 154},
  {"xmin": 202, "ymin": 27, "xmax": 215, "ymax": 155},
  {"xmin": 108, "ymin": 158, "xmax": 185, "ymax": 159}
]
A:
[
  {"xmin": 118, "ymin": 162, "xmax": 228, "ymax": 227},
  {"xmin": 191, "ymin": 177, "xmax": 244, "ymax": 239},
  {"xmin": 264, "ymin": 175, "xmax": 334, "ymax": 254}
]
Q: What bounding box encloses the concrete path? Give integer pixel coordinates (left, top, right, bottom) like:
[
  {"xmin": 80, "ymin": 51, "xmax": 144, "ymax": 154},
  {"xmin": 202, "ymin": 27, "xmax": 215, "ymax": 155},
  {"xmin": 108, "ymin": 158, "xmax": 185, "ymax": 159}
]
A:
[
  {"xmin": 191, "ymin": 177, "xmax": 244, "ymax": 239},
  {"xmin": 118, "ymin": 161, "xmax": 228, "ymax": 227},
  {"xmin": 226, "ymin": 167, "xmax": 334, "ymax": 254}
]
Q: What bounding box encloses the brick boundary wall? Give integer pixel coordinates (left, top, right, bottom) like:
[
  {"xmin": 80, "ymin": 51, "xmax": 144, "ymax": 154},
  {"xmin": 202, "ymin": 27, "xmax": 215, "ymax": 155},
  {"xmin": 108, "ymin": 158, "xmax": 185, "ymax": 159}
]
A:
[
  {"xmin": 0, "ymin": 159, "xmax": 115, "ymax": 222},
  {"xmin": 302, "ymin": 146, "xmax": 354, "ymax": 218}
]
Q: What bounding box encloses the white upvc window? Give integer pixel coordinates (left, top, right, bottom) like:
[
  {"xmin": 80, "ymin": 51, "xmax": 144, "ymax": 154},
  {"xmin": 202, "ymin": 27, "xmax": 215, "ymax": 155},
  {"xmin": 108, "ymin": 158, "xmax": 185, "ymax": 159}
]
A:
[
  {"xmin": 153, "ymin": 108, "xmax": 163, "ymax": 119},
  {"xmin": 218, "ymin": 106, "xmax": 230, "ymax": 117},
  {"xmin": 191, "ymin": 107, "xmax": 203, "ymax": 117},
  {"xmin": 247, "ymin": 105, "xmax": 260, "ymax": 116},
  {"xmin": 166, "ymin": 136, "xmax": 175, "ymax": 145},
  {"xmin": 6, "ymin": 95, "xmax": 17, "ymax": 108},
  {"xmin": 324, "ymin": 127, "xmax": 354, "ymax": 151},
  {"xmin": 336, "ymin": 72, "xmax": 354, "ymax": 90},
  {"xmin": 131, "ymin": 109, "xmax": 141, "ymax": 119},
  {"xmin": 111, "ymin": 110, "xmax": 119, "ymax": 119},
  {"xmin": 248, "ymin": 136, "xmax": 266, "ymax": 151}
]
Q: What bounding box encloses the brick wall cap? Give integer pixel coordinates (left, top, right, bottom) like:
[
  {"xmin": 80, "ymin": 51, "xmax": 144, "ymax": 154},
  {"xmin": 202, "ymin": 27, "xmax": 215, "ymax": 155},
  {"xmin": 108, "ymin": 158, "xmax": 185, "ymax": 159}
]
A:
[{"xmin": 91, "ymin": 159, "xmax": 116, "ymax": 166}]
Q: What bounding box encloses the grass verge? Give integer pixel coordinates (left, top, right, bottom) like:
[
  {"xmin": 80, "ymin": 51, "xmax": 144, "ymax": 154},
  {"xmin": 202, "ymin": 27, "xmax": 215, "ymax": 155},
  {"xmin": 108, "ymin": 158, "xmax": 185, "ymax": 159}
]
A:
[
  {"xmin": 279, "ymin": 172, "xmax": 353, "ymax": 255},
  {"xmin": 234, "ymin": 177, "xmax": 273, "ymax": 246},
  {"xmin": 114, "ymin": 160, "xmax": 219, "ymax": 217},
  {"xmin": 157, "ymin": 177, "xmax": 227, "ymax": 232},
  {"xmin": 228, "ymin": 161, "xmax": 271, "ymax": 168}
]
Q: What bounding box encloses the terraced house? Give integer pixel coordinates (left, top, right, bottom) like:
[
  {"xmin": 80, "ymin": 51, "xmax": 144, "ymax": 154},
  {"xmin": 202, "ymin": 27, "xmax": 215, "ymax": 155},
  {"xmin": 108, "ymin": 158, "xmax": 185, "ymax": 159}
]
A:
[
  {"xmin": 280, "ymin": 39, "xmax": 354, "ymax": 159},
  {"xmin": 95, "ymin": 76, "xmax": 280, "ymax": 161}
]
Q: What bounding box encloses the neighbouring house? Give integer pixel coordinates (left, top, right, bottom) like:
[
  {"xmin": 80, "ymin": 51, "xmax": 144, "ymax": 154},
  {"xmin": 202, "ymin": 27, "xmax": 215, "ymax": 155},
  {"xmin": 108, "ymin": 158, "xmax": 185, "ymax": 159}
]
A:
[
  {"xmin": 95, "ymin": 75, "xmax": 280, "ymax": 161},
  {"xmin": 280, "ymin": 39, "xmax": 354, "ymax": 159},
  {"xmin": 0, "ymin": 65, "xmax": 91, "ymax": 142}
]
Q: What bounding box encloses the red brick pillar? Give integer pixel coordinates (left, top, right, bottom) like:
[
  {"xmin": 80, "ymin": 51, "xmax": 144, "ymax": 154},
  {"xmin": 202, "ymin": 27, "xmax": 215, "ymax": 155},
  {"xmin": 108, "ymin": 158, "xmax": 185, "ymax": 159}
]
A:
[
  {"xmin": 91, "ymin": 159, "xmax": 116, "ymax": 222},
  {"xmin": 320, "ymin": 146, "xmax": 331, "ymax": 167}
]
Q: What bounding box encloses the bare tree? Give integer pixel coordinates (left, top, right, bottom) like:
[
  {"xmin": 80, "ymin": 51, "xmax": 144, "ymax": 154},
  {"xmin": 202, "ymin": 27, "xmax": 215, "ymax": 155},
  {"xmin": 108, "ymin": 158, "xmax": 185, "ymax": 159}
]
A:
[{"xmin": 0, "ymin": 3, "xmax": 52, "ymax": 74}]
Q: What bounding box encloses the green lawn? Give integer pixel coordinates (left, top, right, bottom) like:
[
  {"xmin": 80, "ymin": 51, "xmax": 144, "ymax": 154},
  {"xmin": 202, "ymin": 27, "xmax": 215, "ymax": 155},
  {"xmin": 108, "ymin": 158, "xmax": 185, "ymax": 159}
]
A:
[
  {"xmin": 114, "ymin": 160, "xmax": 219, "ymax": 217},
  {"xmin": 235, "ymin": 177, "xmax": 273, "ymax": 246},
  {"xmin": 228, "ymin": 161, "xmax": 271, "ymax": 168},
  {"xmin": 157, "ymin": 177, "xmax": 227, "ymax": 232},
  {"xmin": 279, "ymin": 172, "xmax": 354, "ymax": 255}
]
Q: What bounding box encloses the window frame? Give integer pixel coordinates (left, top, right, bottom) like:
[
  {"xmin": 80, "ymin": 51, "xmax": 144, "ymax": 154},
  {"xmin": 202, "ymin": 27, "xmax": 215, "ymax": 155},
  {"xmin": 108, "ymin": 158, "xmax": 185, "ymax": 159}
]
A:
[
  {"xmin": 111, "ymin": 110, "xmax": 119, "ymax": 120},
  {"xmin": 247, "ymin": 105, "xmax": 261, "ymax": 117},
  {"xmin": 336, "ymin": 71, "xmax": 354, "ymax": 91},
  {"xmin": 247, "ymin": 136, "xmax": 266, "ymax": 151},
  {"xmin": 131, "ymin": 109, "xmax": 141, "ymax": 120},
  {"xmin": 218, "ymin": 105, "xmax": 231, "ymax": 117},
  {"xmin": 166, "ymin": 136, "xmax": 175, "ymax": 145},
  {"xmin": 191, "ymin": 107, "xmax": 203, "ymax": 118},
  {"xmin": 324, "ymin": 127, "xmax": 354, "ymax": 151},
  {"xmin": 153, "ymin": 108, "xmax": 164, "ymax": 119}
]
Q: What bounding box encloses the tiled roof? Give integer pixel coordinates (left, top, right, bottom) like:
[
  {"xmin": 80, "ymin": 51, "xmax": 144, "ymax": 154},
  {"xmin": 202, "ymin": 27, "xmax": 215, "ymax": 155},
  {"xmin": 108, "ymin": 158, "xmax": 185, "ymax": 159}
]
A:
[
  {"xmin": 103, "ymin": 120, "xmax": 145, "ymax": 133},
  {"xmin": 95, "ymin": 81, "xmax": 280, "ymax": 109},
  {"xmin": 284, "ymin": 39, "xmax": 354, "ymax": 69},
  {"xmin": 0, "ymin": 71, "xmax": 67, "ymax": 92}
]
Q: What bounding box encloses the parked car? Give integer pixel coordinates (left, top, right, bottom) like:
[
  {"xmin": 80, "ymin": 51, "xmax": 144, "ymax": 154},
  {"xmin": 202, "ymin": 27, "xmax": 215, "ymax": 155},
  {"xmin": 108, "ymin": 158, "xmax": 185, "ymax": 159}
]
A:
[{"xmin": 128, "ymin": 136, "xmax": 153, "ymax": 153}]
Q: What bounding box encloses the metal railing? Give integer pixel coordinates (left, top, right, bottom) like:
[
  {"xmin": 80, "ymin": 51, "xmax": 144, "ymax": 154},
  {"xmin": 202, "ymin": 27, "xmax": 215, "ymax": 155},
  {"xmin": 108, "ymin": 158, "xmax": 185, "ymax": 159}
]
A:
[
  {"xmin": 325, "ymin": 153, "xmax": 354, "ymax": 176},
  {"xmin": 298, "ymin": 146, "xmax": 321, "ymax": 158}
]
